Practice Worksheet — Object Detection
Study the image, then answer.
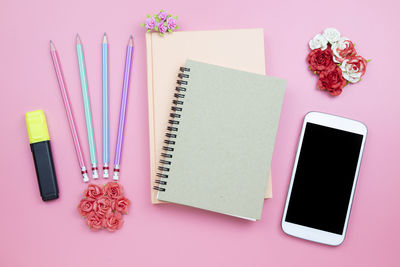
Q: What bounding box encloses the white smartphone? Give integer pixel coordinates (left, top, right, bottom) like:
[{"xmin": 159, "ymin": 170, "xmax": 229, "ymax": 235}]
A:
[{"xmin": 281, "ymin": 112, "xmax": 367, "ymax": 246}]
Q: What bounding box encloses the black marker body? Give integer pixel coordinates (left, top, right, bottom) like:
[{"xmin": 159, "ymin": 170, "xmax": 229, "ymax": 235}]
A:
[{"xmin": 30, "ymin": 141, "xmax": 59, "ymax": 201}]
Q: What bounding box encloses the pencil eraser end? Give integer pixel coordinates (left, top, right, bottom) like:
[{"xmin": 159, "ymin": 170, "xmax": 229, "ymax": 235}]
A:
[
  {"xmin": 113, "ymin": 172, "xmax": 119, "ymax": 181},
  {"xmin": 103, "ymin": 169, "xmax": 109, "ymax": 178},
  {"xmin": 92, "ymin": 170, "xmax": 99, "ymax": 179},
  {"xmin": 82, "ymin": 173, "xmax": 89, "ymax": 183}
]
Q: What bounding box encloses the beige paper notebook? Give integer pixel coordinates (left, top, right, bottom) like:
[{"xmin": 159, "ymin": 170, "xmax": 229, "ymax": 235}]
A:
[
  {"xmin": 146, "ymin": 29, "xmax": 272, "ymax": 204},
  {"xmin": 154, "ymin": 60, "xmax": 286, "ymax": 220}
]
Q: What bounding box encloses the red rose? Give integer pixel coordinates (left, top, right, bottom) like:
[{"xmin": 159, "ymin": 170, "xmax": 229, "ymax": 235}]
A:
[
  {"xmin": 77, "ymin": 198, "xmax": 95, "ymax": 217},
  {"xmin": 93, "ymin": 196, "xmax": 112, "ymax": 218},
  {"xmin": 104, "ymin": 182, "xmax": 123, "ymax": 199},
  {"xmin": 112, "ymin": 196, "xmax": 131, "ymax": 214},
  {"xmin": 84, "ymin": 184, "xmax": 103, "ymax": 199},
  {"xmin": 307, "ymin": 47, "xmax": 335, "ymax": 74},
  {"xmin": 317, "ymin": 65, "xmax": 347, "ymax": 96},
  {"xmin": 86, "ymin": 211, "xmax": 104, "ymax": 231},
  {"xmin": 104, "ymin": 211, "xmax": 124, "ymax": 232}
]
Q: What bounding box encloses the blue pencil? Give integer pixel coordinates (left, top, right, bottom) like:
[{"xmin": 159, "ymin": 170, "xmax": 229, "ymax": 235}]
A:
[{"xmin": 102, "ymin": 33, "xmax": 109, "ymax": 178}]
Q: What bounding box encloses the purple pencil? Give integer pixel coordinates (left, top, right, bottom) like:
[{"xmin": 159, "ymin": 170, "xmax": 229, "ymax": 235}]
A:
[{"xmin": 113, "ymin": 35, "xmax": 134, "ymax": 180}]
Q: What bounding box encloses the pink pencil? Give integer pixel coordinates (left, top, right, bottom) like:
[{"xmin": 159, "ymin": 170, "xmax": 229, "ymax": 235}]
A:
[{"xmin": 50, "ymin": 41, "xmax": 89, "ymax": 182}]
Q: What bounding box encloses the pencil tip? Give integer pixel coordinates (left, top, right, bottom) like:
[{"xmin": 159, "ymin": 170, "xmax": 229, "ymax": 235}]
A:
[
  {"xmin": 128, "ymin": 35, "xmax": 133, "ymax": 46},
  {"xmin": 76, "ymin": 34, "xmax": 81, "ymax": 44},
  {"xmin": 103, "ymin": 33, "xmax": 108, "ymax": 43},
  {"xmin": 50, "ymin": 40, "xmax": 55, "ymax": 51}
]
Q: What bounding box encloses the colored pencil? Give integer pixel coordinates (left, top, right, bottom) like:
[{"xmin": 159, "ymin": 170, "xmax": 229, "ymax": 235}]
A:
[
  {"xmin": 102, "ymin": 33, "xmax": 109, "ymax": 178},
  {"xmin": 50, "ymin": 41, "xmax": 89, "ymax": 182},
  {"xmin": 76, "ymin": 34, "xmax": 99, "ymax": 179},
  {"xmin": 113, "ymin": 35, "xmax": 134, "ymax": 180}
]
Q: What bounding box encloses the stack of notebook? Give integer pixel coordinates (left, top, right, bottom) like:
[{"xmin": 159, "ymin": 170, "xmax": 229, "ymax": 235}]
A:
[{"xmin": 145, "ymin": 29, "xmax": 286, "ymax": 220}]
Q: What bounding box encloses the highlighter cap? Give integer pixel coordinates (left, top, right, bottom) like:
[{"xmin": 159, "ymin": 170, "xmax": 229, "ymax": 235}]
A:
[{"xmin": 26, "ymin": 110, "xmax": 50, "ymax": 144}]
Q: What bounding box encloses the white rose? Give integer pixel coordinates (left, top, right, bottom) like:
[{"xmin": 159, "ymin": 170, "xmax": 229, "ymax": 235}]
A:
[
  {"xmin": 340, "ymin": 59, "xmax": 361, "ymax": 83},
  {"xmin": 323, "ymin": 28, "xmax": 341, "ymax": 44},
  {"xmin": 309, "ymin": 34, "xmax": 328, "ymax": 50},
  {"xmin": 331, "ymin": 37, "xmax": 352, "ymax": 63}
]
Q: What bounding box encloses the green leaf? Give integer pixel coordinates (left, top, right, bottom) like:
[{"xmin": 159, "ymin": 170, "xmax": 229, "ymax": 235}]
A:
[
  {"xmin": 141, "ymin": 22, "xmax": 145, "ymax": 27},
  {"xmin": 174, "ymin": 15, "xmax": 178, "ymax": 19},
  {"xmin": 155, "ymin": 26, "xmax": 158, "ymax": 31},
  {"xmin": 168, "ymin": 29, "xmax": 172, "ymax": 33},
  {"xmin": 147, "ymin": 29, "xmax": 151, "ymax": 32},
  {"xmin": 160, "ymin": 9, "xmax": 165, "ymax": 12},
  {"xmin": 146, "ymin": 14, "xmax": 151, "ymax": 18},
  {"xmin": 164, "ymin": 21, "xmax": 167, "ymax": 26},
  {"xmin": 175, "ymin": 25, "xmax": 179, "ymax": 29},
  {"xmin": 160, "ymin": 33, "xmax": 164, "ymax": 37},
  {"xmin": 313, "ymin": 71, "xmax": 317, "ymax": 74},
  {"xmin": 366, "ymin": 59, "xmax": 372, "ymax": 63}
]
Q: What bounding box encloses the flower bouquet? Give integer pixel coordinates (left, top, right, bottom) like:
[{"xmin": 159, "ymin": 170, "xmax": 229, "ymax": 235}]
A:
[{"xmin": 307, "ymin": 28, "xmax": 370, "ymax": 96}]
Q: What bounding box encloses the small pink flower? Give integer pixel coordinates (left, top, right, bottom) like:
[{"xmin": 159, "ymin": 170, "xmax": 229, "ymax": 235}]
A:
[
  {"xmin": 112, "ymin": 196, "xmax": 131, "ymax": 214},
  {"xmin": 158, "ymin": 22, "xmax": 167, "ymax": 34},
  {"xmin": 93, "ymin": 196, "xmax": 112, "ymax": 218},
  {"xmin": 104, "ymin": 182, "xmax": 123, "ymax": 199},
  {"xmin": 144, "ymin": 16, "xmax": 156, "ymax": 30},
  {"xmin": 104, "ymin": 211, "xmax": 124, "ymax": 232},
  {"xmin": 84, "ymin": 184, "xmax": 103, "ymax": 199},
  {"xmin": 78, "ymin": 198, "xmax": 95, "ymax": 217},
  {"xmin": 86, "ymin": 212, "xmax": 104, "ymax": 231},
  {"xmin": 166, "ymin": 17, "xmax": 177, "ymax": 30},
  {"xmin": 158, "ymin": 11, "xmax": 168, "ymax": 22}
]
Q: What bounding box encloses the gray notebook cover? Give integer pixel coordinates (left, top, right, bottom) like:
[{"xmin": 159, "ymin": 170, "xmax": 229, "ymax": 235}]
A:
[{"xmin": 157, "ymin": 60, "xmax": 286, "ymax": 220}]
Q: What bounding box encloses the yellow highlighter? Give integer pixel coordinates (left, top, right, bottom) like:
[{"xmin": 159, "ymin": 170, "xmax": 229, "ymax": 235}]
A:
[{"xmin": 26, "ymin": 110, "xmax": 59, "ymax": 201}]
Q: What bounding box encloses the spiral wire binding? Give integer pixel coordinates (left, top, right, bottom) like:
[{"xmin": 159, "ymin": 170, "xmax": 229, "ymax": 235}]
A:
[{"xmin": 153, "ymin": 67, "xmax": 190, "ymax": 192}]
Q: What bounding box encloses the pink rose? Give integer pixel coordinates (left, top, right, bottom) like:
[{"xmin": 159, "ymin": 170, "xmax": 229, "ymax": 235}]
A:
[
  {"xmin": 331, "ymin": 38, "xmax": 357, "ymax": 63},
  {"xmin": 158, "ymin": 22, "xmax": 167, "ymax": 34},
  {"xmin": 78, "ymin": 198, "xmax": 95, "ymax": 217},
  {"xmin": 104, "ymin": 211, "xmax": 124, "ymax": 232},
  {"xmin": 86, "ymin": 212, "xmax": 104, "ymax": 231},
  {"xmin": 93, "ymin": 196, "xmax": 112, "ymax": 218},
  {"xmin": 144, "ymin": 16, "xmax": 156, "ymax": 30},
  {"xmin": 340, "ymin": 55, "xmax": 367, "ymax": 83},
  {"xmin": 158, "ymin": 11, "xmax": 168, "ymax": 22},
  {"xmin": 104, "ymin": 182, "xmax": 123, "ymax": 199},
  {"xmin": 112, "ymin": 196, "xmax": 131, "ymax": 214},
  {"xmin": 84, "ymin": 184, "xmax": 103, "ymax": 199},
  {"xmin": 166, "ymin": 17, "xmax": 177, "ymax": 30}
]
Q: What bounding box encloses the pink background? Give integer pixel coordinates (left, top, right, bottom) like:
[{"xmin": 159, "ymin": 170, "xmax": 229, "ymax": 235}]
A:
[{"xmin": 1, "ymin": 0, "xmax": 399, "ymax": 266}]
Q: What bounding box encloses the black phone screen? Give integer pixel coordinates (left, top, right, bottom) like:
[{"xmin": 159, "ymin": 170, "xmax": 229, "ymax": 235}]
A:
[{"xmin": 285, "ymin": 122, "xmax": 363, "ymax": 234}]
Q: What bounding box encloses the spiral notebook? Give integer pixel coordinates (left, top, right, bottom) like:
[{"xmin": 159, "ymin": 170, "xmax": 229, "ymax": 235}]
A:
[
  {"xmin": 154, "ymin": 60, "xmax": 286, "ymax": 220},
  {"xmin": 146, "ymin": 29, "xmax": 273, "ymax": 204}
]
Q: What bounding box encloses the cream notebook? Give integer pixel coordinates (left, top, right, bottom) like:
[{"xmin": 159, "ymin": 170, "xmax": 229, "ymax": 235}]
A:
[{"xmin": 146, "ymin": 29, "xmax": 273, "ymax": 204}]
